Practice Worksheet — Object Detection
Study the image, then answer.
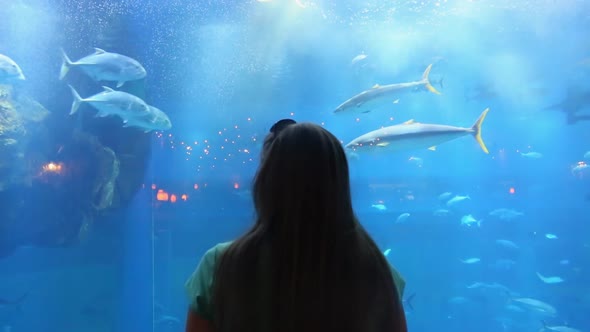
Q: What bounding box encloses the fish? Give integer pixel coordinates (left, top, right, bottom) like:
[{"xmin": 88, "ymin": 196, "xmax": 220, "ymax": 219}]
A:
[
  {"xmin": 68, "ymin": 85, "xmax": 151, "ymax": 120},
  {"xmin": 433, "ymin": 208, "xmax": 451, "ymax": 217},
  {"xmin": 396, "ymin": 213, "xmax": 410, "ymax": 223},
  {"xmin": 466, "ymin": 282, "xmax": 512, "ymax": 293},
  {"xmin": 371, "ymin": 204, "xmax": 387, "ymax": 211},
  {"xmin": 121, "ymin": 105, "xmax": 173, "ymax": 132},
  {"xmin": 333, "ymin": 64, "xmax": 441, "ymax": 114},
  {"xmin": 383, "ymin": 248, "xmax": 391, "ymax": 256},
  {"xmin": 496, "ymin": 239, "xmax": 519, "ymax": 250},
  {"xmin": 489, "ymin": 208, "xmax": 524, "ymax": 220},
  {"xmin": 536, "ymin": 272, "xmax": 564, "ymax": 284},
  {"xmin": 512, "ymin": 297, "xmax": 557, "ymax": 317},
  {"xmin": 543, "ymin": 86, "xmax": 590, "ymax": 125},
  {"xmin": 460, "ymin": 257, "xmax": 481, "ymax": 264},
  {"xmin": 347, "ymin": 108, "xmax": 490, "ymax": 156},
  {"xmin": 541, "ymin": 322, "xmax": 581, "ymax": 332},
  {"xmin": 60, "ymin": 48, "xmax": 146, "ymax": 88},
  {"xmin": 461, "ymin": 214, "xmax": 481, "ymax": 227},
  {"xmin": 0, "ymin": 54, "xmax": 26, "ymax": 81},
  {"xmin": 351, "ymin": 53, "xmax": 368, "ymax": 66},
  {"xmin": 403, "ymin": 293, "xmax": 415, "ymax": 311},
  {"xmin": 571, "ymin": 162, "xmax": 589, "ymax": 175},
  {"xmin": 438, "ymin": 192, "xmax": 453, "ymax": 201},
  {"xmin": 545, "ymin": 233, "xmax": 558, "ymax": 239},
  {"xmin": 408, "ymin": 156, "xmax": 423, "ymax": 167},
  {"xmin": 447, "ymin": 195, "xmax": 471, "ymax": 207},
  {"xmin": 521, "ymin": 151, "xmax": 543, "ymax": 158}
]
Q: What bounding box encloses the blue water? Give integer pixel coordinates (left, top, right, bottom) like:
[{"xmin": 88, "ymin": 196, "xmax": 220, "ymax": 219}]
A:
[{"xmin": 0, "ymin": 0, "xmax": 589, "ymax": 331}]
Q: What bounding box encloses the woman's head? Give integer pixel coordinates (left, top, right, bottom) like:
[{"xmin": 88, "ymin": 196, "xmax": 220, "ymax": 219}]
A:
[{"xmin": 254, "ymin": 121, "xmax": 354, "ymax": 232}]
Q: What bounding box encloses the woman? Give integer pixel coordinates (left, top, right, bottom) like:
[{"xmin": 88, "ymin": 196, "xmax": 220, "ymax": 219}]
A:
[{"xmin": 185, "ymin": 119, "xmax": 407, "ymax": 332}]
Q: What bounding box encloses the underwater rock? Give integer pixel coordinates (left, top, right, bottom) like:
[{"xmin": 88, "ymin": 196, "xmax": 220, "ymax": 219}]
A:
[
  {"xmin": 0, "ymin": 83, "xmax": 151, "ymax": 258},
  {"xmin": 0, "ymin": 84, "xmax": 50, "ymax": 191}
]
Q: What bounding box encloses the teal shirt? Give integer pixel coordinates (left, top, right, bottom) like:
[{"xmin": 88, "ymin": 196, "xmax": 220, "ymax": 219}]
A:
[{"xmin": 185, "ymin": 241, "xmax": 406, "ymax": 321}]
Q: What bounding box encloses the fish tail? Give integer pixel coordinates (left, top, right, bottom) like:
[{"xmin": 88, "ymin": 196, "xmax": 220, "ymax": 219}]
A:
[
  {"xmin": 67, "ymin": 84, "xmax": 84, "ymax": 115},
  {"xmin": 421, "ymin": 64, "xmax": 442, "ymax": 95},
  {"xmin": 59, "ymin": 48, "xmax": 74, "ymax": 80},
  {"xmin": 404, "ymin": 293, "xmax": 416, "ymax": 311},
  {"xmin": 471, "ymin": 108, "xmax": 490, "ymax": 154}
]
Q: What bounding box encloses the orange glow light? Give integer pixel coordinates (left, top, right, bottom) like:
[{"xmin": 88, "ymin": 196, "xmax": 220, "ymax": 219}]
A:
[
  {"xmin": 181, "ymin": 194, "xmax": 188, "ymax": 201},
  {"xmin": 234, "ymin": 182, "xmax": 240, "ymax": 189},
  {"xmin": 42, "ymin": 162, "xmax": 64, "ymax": 174},
  {"xmin": 156, "ymin": 189, "xmax": 169, "ymax": 201},
  {"xmin": 509, "ymin": 187, "xmax": 515, "ymax": 194},
  {"xmin": 170, "ymin": 194, "xmax": 177, "ymax": 203}
]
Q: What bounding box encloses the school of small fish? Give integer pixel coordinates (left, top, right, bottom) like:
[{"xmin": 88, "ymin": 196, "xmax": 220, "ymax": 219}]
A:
[{"xmin": 374, "ymin": 187, "xmax": 580, "ymax": 331}]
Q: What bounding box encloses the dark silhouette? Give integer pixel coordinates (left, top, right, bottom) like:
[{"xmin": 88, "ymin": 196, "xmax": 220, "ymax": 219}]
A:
[
  {"xmin": 544, "ymin": 87, "xmax": 590, "ymax": 125},
  {"xmin": 185, "ymin": 120, "xmax": 407, "ymax": 332}
]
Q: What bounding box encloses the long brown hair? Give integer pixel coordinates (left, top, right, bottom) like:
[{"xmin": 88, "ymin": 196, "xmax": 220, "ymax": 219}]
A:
[{"xmin": 212, "ymin": 122, "xmax": 407, "ymax": 332}]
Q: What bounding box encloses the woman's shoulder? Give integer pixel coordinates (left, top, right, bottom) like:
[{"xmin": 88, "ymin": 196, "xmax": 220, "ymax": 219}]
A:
[
  {"xmin": 200, "ymin": 241, "xmax": 233, "ymax": 267},
  {"xmin": 207, "ymin": 241, "xmax": 233, "ymax": 256}
]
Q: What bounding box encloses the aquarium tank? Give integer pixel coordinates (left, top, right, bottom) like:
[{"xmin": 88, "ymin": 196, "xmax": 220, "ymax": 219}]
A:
[{"xmin": 0, "ymin": 0, "xmax": 589, "ymax": 331}]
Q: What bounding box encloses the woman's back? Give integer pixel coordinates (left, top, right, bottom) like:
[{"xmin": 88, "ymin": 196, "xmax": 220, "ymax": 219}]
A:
[{"xmin": 212, "ymin": 231, "xmax": 405, "ymax": 332}]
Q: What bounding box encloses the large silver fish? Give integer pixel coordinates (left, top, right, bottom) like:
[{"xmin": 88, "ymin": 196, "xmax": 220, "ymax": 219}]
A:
[
  {"xmin": 0, "ymin": 53, "xmax": 25, "ymax": 81},
  {"xmin": 68, "ymin": 85, "xmax": 150, "ymax": 118},
  {"xmin": 345, "ymin": 108, "xmax": 490, "ymax": 154},
  {"xmin": 334, "ymin": 64, "xmax": 441, "ymax": 114},
  {"xmin": 60, "ymin": 48, "xmax": 146, "ymax": 88},
  {"xmin": 122, "ymin": 105, "xmax": 173, "ymax": 132}
]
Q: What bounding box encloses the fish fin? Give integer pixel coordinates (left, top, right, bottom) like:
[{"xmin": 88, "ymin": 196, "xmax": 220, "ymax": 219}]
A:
[
  {"xmin": 428, "ymin": 146, "xmax": 436, "ymax": 151},
  {"xmin": 59, "ymin": 48, "xmax": 74, "ymax": 80},
  {"xmin": 116, "ymin": 81, "xmax": 124, "ymax": 88},
  {"xmin": 404, "ymin": 293, "xmax": 416, "ymax": 311},
  {"xmin": 421, "ymin": 64, "xmax": 442, "ymax": 95},
  {"xmin": 471, "ymin": 108, "xmax": 490, "ymax": 154},
  {"xmin": 67, "ymin": 85, "xmax": 84, "ymax": 115},
  {"xmin": 94, "ymin": 47, "xmax": 106, "ymax": 54},
  {"xmin": 403, "ymin": 119, "xmax": 415, "ymax": 125},
  {"xmin": 376, "ymin": 142, "xmax": 389, "ymax": 147},
  {"xmin": 102, "ymin": 86, "xmax": 115, "ymax": 92},
  {"xmin": 372, "ymin": 84, "xmax": 380, "ymax": 89}
]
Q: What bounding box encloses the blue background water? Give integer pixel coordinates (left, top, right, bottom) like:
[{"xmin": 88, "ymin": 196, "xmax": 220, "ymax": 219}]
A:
[{"xmin": 0, "ymin": 0, "xmax": 589, "ymax": 331}]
